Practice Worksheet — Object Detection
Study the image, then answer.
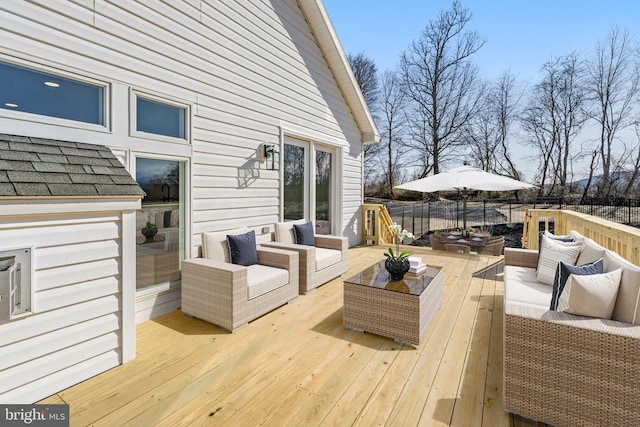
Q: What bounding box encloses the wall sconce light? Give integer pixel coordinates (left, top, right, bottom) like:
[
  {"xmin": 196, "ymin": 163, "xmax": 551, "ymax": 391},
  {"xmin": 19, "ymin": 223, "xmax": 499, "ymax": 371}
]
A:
[{"xmin": 261, "ymin": 143, "xmax": 276, "ymax": 170}]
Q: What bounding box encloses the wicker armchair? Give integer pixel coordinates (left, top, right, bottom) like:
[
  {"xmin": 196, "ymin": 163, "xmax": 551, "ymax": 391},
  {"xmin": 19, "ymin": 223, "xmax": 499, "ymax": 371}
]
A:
[
  {"xmin": 181, "ymin": 228, "xmax": 298, "ymax": 332},
  {"xmin": 429, "ymin": 233, "xmax": 446, "ymax": 251},
  {"xmin": 260, "ymin": 221, "xmax": 348, "ymax": 294},
  {"xmin": 478, "ymin": 236, "xmax": 504, "ymax": 255},
  {"xmin": 444, "ymin": 243, "xmax": 470, "ymax": 254}
]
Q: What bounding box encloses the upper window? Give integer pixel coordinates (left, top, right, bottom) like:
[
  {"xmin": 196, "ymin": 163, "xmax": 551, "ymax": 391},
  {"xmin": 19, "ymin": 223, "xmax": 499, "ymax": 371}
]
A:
[
  {"xmin": 136, "ymin": 95, "xmax": 187, "ymax": 139},
  {"xmin": 0, "ymin": 61, "xmax": 104, "ymax": 125}
]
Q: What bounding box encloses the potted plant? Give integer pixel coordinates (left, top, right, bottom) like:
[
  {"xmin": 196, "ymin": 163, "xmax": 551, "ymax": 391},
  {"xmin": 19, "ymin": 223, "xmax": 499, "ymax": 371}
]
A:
[
  {"xmin": 383, "ymin": 223, "xmax": 415, "ymax": 280},
  {"xmin": 141, "ymin": 221, "xmax": 158, "ymax": 243}
]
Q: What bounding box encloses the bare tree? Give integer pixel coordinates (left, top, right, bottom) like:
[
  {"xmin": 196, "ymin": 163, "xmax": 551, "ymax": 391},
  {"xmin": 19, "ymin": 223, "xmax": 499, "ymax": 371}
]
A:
[
  {"xmin": 580, "ymin": 149, "xmax": 600, "ymax": 203},
  {"xmin": 521, "ymin": 53, "xmax": 587, "ymax": 196},
  {"xmin": 347, "ymin": 52, "xmax": 381, "ymax": 185},
  {"xmin": 520, "ymin": 101, "xmax": 556, "ymax": 196},
  {"xmin": 377, "ymin": 71, "xmax": 408, "ymax": 197},
  {"xmin": 585, "ymin": 28, "xmax": 639, "ymax": 199},
  {"xmin": 347, "ymin": 52, "xmax": 380, "ymax": 117},
  {"xmin": 399, "ymin": 0, "xmax": 486, "ymax": 176},
  {"xmin": 465, "ymin": 71, "xmax": 524, "ymax": 178},
  {"xmin": 549, "ymin": 53, "xmax": 587, "ymax": 194},
  {"xmin": 621, "ymin": 122, "xmax": 640, "ymax": 196}
]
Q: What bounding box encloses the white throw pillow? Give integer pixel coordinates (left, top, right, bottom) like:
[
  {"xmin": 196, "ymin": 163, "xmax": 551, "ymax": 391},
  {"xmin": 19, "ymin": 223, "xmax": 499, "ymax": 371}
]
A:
[
  {"xmin": 557, "ymin": 269, "xmax": 622, "ymax": 319},
  {"xmin": 536, "ymin": 235, "xmax": 581, "ymax": 286}
]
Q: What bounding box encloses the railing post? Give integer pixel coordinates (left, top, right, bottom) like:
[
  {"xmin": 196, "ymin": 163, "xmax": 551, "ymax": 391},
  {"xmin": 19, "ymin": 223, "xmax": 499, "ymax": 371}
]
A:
[
  {"xmin": 427, "ymin": 202, "xmax": 431, "ymax": 232},
  {"xmin": 628, "ymin": 198, "xmax": 632, "ymax": 225},
  {"xmin": 509, "ymin": 202, "xmax": 512, "ymax": 224},
  {"xmin": 401, "ymin": 206, "xmax": 405, "ymax": 229},
  {"xmin": 412, "ymin": 204, "xmax": 416, "ymax": 236},
  {"xmin": 421, "ymin": 202, "xmax": 424, "ymax": 236},
  {"xmin": 483, "ymin": 200, "xmax": 486, "ymax": 226}
]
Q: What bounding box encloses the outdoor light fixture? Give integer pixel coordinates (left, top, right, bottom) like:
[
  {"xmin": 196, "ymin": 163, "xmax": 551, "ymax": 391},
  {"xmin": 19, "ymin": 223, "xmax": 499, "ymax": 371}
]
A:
[{"xmin": 261, "ymin": 143, "xmax": 276, "ymax": 170}]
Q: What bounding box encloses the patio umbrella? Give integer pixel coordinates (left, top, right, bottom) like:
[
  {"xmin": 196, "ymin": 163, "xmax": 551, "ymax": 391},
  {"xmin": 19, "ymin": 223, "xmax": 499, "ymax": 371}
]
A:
[{"xmin": 394, "ymin": 165, "xmax": 536, "ymax": 229}]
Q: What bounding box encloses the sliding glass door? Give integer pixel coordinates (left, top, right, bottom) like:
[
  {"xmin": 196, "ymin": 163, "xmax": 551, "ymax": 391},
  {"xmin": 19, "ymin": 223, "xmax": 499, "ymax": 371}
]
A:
[
  {"xmin": 315, "ymin": 148, "xmax": 332, "ymax": 235},
  {"xmin": 283, "ymin": 141, "xmax": 308, "ymax": 221},
  {"xmin": 283, "ymin": 136, "xmax": 335, "ymax": 234}
]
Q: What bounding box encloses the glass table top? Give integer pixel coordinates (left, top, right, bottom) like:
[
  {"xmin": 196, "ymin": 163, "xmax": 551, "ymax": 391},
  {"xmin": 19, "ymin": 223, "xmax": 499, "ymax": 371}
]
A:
[{"xmin": 343, "ymin": 260, "xmax": 442, "ymax": 296}]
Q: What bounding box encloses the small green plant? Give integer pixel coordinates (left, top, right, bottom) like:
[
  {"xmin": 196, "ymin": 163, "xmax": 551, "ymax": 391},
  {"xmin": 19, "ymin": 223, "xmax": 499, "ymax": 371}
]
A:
[
  {"xmin": 145, "ymin": 221, "xmax": 156, "ymax": 230},
  {"xmin": 383, "ymin": 247, "xmax": 411, "ymax": 262},
  {"xmin": 386, "ymin": 222, "xmax": 415, "ymax": 261}
]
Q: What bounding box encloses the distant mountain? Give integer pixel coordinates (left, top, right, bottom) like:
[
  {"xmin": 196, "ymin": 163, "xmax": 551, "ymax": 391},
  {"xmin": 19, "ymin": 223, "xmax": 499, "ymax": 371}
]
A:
[{"xmin": 570, "ymin": 171, "xmax": 627, "ymax": 188}]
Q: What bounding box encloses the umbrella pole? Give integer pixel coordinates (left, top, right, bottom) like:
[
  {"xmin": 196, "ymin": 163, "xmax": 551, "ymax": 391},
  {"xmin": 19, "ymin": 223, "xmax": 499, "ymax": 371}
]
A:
[
  {"xmin": 462, "ymin": 189, "xmax": 468, "ymax": 230},
  {"xmin": 463, "ymin": 198, "xmax": 467, "ymax": 230}
]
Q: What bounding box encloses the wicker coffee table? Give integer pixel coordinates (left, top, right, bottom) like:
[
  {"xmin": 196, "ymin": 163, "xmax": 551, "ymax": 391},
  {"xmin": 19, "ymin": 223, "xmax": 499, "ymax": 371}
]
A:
[{"xmin": 343, "ymin": 260, "xmax": 443, "ymax": 346}]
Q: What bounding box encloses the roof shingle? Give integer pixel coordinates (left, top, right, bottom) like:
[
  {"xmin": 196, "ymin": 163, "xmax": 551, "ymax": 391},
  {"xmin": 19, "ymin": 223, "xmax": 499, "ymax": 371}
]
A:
[{"xmin": 0, "ymin": 135, "xmax": 144, "ymax": 198}]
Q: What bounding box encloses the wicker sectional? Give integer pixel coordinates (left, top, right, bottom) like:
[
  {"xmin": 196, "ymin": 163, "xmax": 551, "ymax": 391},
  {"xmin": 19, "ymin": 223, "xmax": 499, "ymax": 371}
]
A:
[{"xmin": 503, "ymin": 247, "xmax": 640, "ymax": 426}]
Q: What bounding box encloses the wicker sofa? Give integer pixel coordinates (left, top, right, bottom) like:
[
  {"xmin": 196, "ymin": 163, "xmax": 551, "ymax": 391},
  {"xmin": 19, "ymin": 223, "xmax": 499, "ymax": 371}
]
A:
[
  {"xmin": 503, "ymin": 231, "xmax": 640, "ymax": 426},
  {"xmin": 181, "ymin": 228, "xmax": 299, "ymax": 332}
]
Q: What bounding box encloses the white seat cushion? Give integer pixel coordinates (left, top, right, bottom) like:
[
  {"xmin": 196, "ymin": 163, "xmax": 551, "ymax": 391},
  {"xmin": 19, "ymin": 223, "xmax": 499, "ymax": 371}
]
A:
[
  {"xmin": 315, "ymin": 247, "xmax": 342, "ymax": 271},
  {"xmin": 246, "ymin": 264, "xmax": 289, "ymax": 300},
  {"xmin": 202, "ymin": 227, "xmax": 248, "ymax": 262},
  {"xmin": 576, "ymin": 237, "xmax": 607, "ymax": 265},
  {"xmin": 505, "ymin": 266, "xmax": 553, "ymax": 309},
  {"xmin": 604, "ymin": 251, "xmax": 640, "ymax": 324},
  {"xmin": 274, "ymin": 220, "xmax": 307, "ymax": 245}
]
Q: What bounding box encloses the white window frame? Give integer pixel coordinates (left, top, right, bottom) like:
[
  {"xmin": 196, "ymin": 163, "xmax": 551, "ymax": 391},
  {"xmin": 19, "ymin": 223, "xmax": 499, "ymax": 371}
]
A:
[
  {"xmin": 130, "ymin": 89, "xmax": 191, "ymax": 145},
  {"xmin": 131, "ymin": 152, "xmax": 191, "ymax": 295},
  {"xmin": 280, "ymin": 126, "xmax": 343, "ymax": 235},
  {"xmin": 0, "ymin": 55, "xmax": 111, "ymax": 132}
]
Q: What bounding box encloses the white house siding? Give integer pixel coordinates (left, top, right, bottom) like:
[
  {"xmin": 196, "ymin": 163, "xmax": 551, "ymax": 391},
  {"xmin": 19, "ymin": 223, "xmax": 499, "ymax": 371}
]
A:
[
  {"xmin": 0, "ymin": 204, "xmax": 137, "ymax": 404},
  {"xmin": 0, "ymin": 0, "xmax": 366, "ymax": 326}
]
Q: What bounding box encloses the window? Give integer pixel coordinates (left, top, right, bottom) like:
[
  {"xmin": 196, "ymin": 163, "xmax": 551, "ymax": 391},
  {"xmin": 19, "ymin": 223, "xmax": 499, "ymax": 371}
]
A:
[
  {"xmin": 135, "ymin": 95, "xmax": 187, "ymax": 139},
  {"xmin": 0, "ymin": 61, "xmax": 105, "ymax": 125}
]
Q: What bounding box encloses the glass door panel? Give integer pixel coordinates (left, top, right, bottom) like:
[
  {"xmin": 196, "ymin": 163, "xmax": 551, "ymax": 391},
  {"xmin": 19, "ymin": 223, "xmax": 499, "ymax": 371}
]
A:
[
  {"xmin": 315, "ymin": 150, "xmax": 332, "ymax": 234},
  {"xmin": 135, "ymin": 158, "xmax": 185, "ymax": 290},
  {"xmin": 283, "ymin": 142, "xmax": 307, "ymax": 221}
]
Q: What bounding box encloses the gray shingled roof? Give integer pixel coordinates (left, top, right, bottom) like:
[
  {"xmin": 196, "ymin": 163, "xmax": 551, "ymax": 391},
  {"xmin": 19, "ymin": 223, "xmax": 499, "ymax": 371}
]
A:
[{"xmin": 0, "ymin": 134, "xmax": 145, "ymax": 197}]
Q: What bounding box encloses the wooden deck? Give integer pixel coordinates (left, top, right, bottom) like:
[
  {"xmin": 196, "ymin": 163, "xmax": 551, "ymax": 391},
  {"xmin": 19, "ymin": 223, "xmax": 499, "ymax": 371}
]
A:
[{"xmin": 40, "ymin": 246, "xmax": 545, "ymax": 426}]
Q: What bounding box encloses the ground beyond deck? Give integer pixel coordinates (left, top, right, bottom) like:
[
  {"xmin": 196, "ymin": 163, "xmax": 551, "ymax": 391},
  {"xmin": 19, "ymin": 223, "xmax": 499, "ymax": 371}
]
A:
[{"xmin": 40, "ymin": 246, "xmax": 545, "ymax": 426}]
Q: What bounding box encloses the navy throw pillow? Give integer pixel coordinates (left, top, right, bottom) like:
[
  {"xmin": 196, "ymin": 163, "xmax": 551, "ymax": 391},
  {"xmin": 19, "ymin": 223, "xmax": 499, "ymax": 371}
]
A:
[
  {"xmin": 550, "ymin": 258, "xmax": 604, "ymax": 310},
  {"xmin": 227, "ymin": 230, "xmax": 258, "ymax": 266},
  {"xmin": 293, "ymin": 222, "xmax": 315, "ymax": 246}
]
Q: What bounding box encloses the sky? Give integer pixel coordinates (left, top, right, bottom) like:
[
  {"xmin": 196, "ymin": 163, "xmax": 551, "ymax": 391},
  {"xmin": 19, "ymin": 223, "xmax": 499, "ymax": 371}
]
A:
[
  {"xmin": 322, "ymin": 1, "xmax": 640, "ymax": 180},
  {"xmin": 323, "ymin": 0, "xmax": 640, "ymax": 83}
]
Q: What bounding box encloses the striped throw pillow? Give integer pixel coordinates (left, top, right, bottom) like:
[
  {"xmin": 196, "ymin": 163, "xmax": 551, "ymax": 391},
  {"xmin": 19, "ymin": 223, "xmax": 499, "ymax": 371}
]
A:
[{"xmin": 536, "ymin": 236, "xmax": 581, "ymax": 286}]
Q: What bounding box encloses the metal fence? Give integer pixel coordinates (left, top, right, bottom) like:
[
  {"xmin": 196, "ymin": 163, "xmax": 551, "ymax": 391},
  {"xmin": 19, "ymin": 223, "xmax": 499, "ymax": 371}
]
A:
[{"xmin": 385, "ymin": 197, "xmax": 640, "ymax": 238}]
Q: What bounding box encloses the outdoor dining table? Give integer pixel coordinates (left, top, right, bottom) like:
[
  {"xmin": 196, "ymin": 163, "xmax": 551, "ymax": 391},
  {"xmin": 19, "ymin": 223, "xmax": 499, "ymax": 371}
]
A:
[{"xmin": 438, "ymin": 231, "xmax": 490, "ymax": 249}]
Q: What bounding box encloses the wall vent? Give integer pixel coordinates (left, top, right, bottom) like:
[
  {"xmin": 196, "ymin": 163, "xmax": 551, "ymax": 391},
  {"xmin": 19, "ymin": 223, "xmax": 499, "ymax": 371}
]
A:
[{"xmin": 0, "ymin": 247, "xmax": 33, "ymax": 324}]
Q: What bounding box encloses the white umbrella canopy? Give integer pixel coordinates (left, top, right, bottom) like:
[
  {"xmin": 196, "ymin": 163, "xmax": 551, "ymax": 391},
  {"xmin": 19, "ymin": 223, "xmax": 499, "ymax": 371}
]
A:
[
  {"xmin": 394, "ymin": 165, "xmax": 536, "ymax": 193},
  {"xmin": 394, "ymin": 165, "xmax": 536, "ymax": 229}
]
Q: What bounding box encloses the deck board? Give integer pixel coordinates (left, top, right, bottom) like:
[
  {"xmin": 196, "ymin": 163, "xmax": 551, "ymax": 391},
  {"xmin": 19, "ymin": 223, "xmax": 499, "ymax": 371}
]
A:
[{"xmin": 39, "ymin": 245, "xmax": 548, "ymax": 426}]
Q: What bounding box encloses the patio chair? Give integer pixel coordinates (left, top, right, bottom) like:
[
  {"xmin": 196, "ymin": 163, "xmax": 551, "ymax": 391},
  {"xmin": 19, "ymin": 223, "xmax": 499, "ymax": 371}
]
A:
[
  {"xmin": 181, "ymin": 227, "xmax": 299, "ymax": 332},
  {"xmin": 429, "ymin": 233, "xmax": 446, "ymax": 251},
  {"xmin": 261, "ymin": 220, "xmax": 348, "ymax": 294},
  {"xmin": 478, "ymin": 238, "xmax": 504, "ymax": 255},
  {"xmin": 444, "ymin": 243, "xmax": 470, "ymax": 254}
]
